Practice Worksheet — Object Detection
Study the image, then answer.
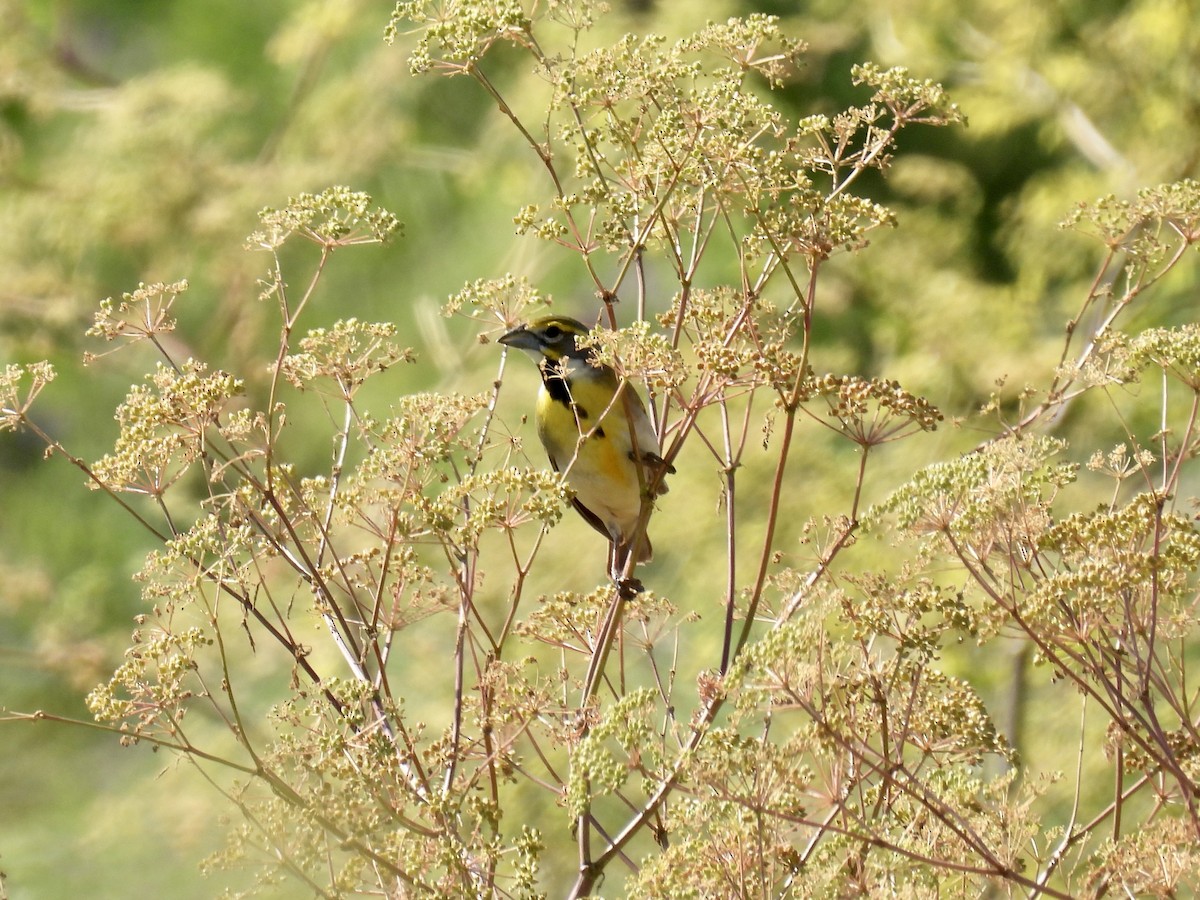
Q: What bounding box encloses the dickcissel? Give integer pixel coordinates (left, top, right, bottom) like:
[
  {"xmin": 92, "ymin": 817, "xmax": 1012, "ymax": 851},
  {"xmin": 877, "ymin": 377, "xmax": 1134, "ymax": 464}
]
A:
[{"xmin": 499, "ymin": 316, "xmax": 672, "ymax": 578}]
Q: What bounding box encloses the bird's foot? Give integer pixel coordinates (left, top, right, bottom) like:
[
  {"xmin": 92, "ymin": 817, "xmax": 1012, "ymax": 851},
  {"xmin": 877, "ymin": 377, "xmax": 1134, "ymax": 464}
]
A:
[{"xmin": 615, "ymin": 575, "xmax": 644, "ymax": 597}]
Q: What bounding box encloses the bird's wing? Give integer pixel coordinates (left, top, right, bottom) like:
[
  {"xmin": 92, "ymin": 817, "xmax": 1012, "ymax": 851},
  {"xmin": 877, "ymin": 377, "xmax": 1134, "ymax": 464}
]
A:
[{"xmin": 622, "ymin": 386, "xmax": 674, "ymax": 493}]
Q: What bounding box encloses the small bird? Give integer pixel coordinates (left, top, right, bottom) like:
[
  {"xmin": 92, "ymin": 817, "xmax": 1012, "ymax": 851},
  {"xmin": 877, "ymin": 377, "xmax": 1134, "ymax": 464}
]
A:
[{"xmin": 499, "ymin": 315, "xmax": 672, "ymax": 578}]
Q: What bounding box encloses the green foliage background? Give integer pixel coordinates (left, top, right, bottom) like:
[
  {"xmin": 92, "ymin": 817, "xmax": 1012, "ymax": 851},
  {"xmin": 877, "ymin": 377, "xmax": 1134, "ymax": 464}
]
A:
[{"xmin": 1, "ymin": 0, "xmax": 1198, "ymax": 896}]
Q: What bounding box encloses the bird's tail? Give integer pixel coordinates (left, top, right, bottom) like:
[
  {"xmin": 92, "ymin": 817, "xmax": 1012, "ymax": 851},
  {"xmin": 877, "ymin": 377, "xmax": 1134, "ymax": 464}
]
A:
[{"xmin": 616, "ymin": 531, "xmax": 652, "ymax": 571}]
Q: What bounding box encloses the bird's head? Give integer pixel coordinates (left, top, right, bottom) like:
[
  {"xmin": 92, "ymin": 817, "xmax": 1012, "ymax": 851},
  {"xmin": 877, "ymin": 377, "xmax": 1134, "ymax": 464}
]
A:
[{"xmin": 498, "ymin": 316, "xmax": 593, "ymax": 364}]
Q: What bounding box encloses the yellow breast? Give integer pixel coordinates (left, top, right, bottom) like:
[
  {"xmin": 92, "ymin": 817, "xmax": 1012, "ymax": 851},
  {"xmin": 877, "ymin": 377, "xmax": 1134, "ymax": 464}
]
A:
[{"xmin": 536, "ymin": 374, "xmax": 647, "ymax": 542}]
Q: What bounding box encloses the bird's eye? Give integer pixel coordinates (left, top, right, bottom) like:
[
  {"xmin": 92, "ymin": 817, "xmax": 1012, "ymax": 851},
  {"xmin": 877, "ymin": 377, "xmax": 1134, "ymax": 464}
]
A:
[{"xmin": 543, "ymin": 325, "xmax": 562, "ymax": 339}]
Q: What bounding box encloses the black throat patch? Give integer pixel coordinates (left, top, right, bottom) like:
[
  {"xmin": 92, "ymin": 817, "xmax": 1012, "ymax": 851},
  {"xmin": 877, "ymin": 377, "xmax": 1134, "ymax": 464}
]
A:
[
  {"xmin": 540, "ymin": 364, "xmax": 602, "ymax": 435},
  {"xmin": 542, "ymin": 369, "xmax": 588, "ymax": 420}
]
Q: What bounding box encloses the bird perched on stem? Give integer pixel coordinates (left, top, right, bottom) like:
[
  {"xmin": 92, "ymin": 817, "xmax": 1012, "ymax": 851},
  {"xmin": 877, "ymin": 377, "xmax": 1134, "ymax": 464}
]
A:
[{"xmin": 499, "ymin": 315, "xmax": 673, "ymax": 580}]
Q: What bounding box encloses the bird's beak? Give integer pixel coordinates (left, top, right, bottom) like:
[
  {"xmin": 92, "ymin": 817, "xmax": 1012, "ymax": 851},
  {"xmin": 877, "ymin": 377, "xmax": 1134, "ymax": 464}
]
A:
[{"xmin": 498, "ymin": 324, "xmax": 539, "ymax": 353}]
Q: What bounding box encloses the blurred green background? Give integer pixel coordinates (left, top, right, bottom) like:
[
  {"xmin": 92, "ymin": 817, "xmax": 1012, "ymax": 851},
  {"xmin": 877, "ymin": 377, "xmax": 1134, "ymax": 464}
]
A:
[{"xmin": 2, "ymin": 0, "xmax": 1199, "ymax": 895}]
